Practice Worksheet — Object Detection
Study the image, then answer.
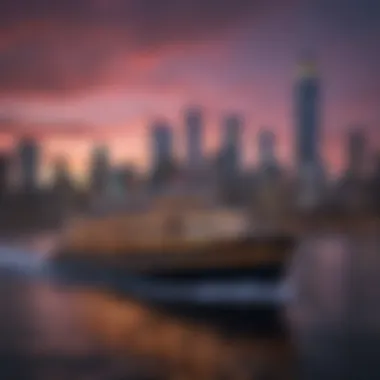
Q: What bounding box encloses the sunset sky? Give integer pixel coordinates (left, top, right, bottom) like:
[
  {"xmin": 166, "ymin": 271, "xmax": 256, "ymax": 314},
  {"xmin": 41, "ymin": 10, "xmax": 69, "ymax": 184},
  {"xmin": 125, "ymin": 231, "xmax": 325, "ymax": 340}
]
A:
[{"xmin": 0, "ymin": 0, "xmax": 379, "ymax": 181}]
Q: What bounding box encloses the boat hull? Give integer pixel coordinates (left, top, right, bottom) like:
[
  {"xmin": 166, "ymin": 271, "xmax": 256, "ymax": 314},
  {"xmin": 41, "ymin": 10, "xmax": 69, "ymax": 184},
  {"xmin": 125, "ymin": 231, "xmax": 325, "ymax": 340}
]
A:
[
  {"xmin": 50, "ymin": 236, "xmax": 295, "ymax": 336},
  {"xmin": 54, "ymin": 235, "xmax": 295, "ymax": 274}
]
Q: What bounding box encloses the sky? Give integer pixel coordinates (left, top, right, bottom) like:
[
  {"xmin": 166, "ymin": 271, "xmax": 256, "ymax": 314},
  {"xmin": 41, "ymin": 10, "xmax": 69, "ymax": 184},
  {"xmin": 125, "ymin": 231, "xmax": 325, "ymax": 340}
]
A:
[{"xmin": 0, "ymin": 0, "xmax": 379, "ymax": 181}]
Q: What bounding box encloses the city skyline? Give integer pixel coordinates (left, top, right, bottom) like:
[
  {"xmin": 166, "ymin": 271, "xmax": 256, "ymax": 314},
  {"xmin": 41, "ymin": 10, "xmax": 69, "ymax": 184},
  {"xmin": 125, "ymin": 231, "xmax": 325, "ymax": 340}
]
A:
[
  {"xmin": 0, "ymin": 0, "xmax": 379, "ymax": 181},
  {"xmin": 2, "ymin": 105, "xmax": 379, "ymax": 189}
]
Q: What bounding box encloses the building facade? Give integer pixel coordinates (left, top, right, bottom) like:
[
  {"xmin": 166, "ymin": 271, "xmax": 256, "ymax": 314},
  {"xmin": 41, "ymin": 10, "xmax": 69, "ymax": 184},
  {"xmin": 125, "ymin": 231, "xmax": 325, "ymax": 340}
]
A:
[
  {"xmin": 220, "ymin": 113, "xmax": 242, "ymax": 178},
  {"xmin": 18, "ymin": 137, "xmax": 40, "ymax": 191},
  {"xmin": 89, "ymin": 145, "xmax": 110, "ymax": 196},
  {"xmin": 151, "ymin": 121, "xmax": 173, "ymax": 170},
  {"xmin": 185, "ymin": 107, "xmax": 203, "ymax": 170},
  {"xmin": 295, "ymin": 55, "xmax": 320, "ymax": 175}
]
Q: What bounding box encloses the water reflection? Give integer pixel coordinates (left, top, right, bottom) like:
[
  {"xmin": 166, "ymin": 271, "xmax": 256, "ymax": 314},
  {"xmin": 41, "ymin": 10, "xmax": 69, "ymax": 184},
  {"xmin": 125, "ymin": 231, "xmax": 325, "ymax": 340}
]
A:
[
  {"xmin": 287, "ymin": 234, "xmax": 380, "ymax": 380},
  {"xmin": 0, "ymin": 277, "xmax": 292, "ymax": 379},
  {"xmin": 0, "ymin": 234, "xmax": 380, "ymax": 379},
  {"xmin": 286, "ymin": 236, "xmax": 350, "ymax": 331},
  {"xmin": 74, "ymin": 290, "xmax": 292, "ymax": 379}
]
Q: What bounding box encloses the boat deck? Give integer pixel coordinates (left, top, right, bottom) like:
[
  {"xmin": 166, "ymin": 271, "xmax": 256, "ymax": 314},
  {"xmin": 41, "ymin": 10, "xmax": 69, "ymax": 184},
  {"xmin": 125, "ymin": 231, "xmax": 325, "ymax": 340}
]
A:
[{"xmin": 54, "ymin": 235, "xmax": 295, "ymax": 274}]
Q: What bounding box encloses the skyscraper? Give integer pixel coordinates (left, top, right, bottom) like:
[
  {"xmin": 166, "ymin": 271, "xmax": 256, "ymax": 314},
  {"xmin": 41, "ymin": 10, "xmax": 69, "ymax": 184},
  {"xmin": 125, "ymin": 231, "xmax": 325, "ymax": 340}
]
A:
[
  {"xmin": 295, "ymin": 54, "xmax": 320, "ymax": 175},
  {"xmin": 294, "ymin": 54, "xmax": 324, "ymax": 209},
  {"xmin": 258, "ymin": 129, "xmax": 277, "ymax": 169},
  {"xmin": 151, "ymin": 121, "xmax": 173, "ymax": 170},
  {"xmin": 89, "ymin": 145, "xmax": 110, "ymax": 195},
  {"xmin": 185, "ymin": 107, "xmax": 203, "ymax": 170},
  {"xmin": 346, "ymin": 127, "xmax": 367, "ymax": 179},
  {"xmin": 220, "ymin": 113, "xmax": 242, "ymax": 177},
  {"xmin": 18, "ymin": 137, "xmax": 40, "ymax": 191},
  {"xmin": 52, "ymin": 157, "xmax": 75, "ymax": 216},
  {"xmin": 53, "ymin": 157, "xmax": 72, "ymax": 190},
  {"xmin": 150, "ymin": 121, "xmax": 176, "ymax": 189},
  {"xmin": 216, "ymin": 114, "xmax": 243, "ymax": 205}
]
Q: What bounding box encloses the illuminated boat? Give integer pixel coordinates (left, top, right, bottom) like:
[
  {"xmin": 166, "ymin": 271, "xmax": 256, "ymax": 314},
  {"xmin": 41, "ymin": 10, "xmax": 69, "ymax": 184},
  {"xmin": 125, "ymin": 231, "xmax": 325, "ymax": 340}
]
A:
[
  {"xmin": 51, "ymin": 194, "xmax": 295, "ymax": 333},
  {"xmin": 54, "ymin": 194, "xmax": 294, "ymax": 276}
]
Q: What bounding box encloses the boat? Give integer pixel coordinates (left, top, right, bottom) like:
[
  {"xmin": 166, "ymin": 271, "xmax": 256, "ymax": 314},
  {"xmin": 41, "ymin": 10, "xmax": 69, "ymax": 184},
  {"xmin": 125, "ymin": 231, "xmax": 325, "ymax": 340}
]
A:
[{"xmin": 52, "ymin": 195, "xmax": 296, "ymax": 335}]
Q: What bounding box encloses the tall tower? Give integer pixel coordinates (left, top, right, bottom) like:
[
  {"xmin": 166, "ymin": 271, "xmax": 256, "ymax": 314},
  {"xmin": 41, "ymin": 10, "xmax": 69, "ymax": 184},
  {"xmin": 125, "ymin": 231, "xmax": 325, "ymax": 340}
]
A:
[
  {"xmin": 150, "ymin": 120, "xmax": 176, "ymax": 191},
  {"xmin": 89, "ymin": 145, "xmax": 110, "ymax": 196},
  {"xmin": 216, "ymin": 114, "xmax": 243, "ymax": 205},
  {"xmin": 53, "ymin": 157, "xmax": 71, "ymax": 187},
  {"xmin": 151, "ymin": 121, "xmax": 173, "ymax": 171},
  {"xmin": 221, "ymin": 113, "xmax": 242, "ymax": 177},
  {"xmin": 294, "ymin": 54, "xmax": 325, "ymax": 209},
  {"xmin": 185, "ymin": 107, "xmax": 203, "ymax": 170},
  {"xmin": 295, "ymin": 53, "xmax": 320, "ymax": 176},
  {"xmin": 52, "ymin": 157, "xmax": 75, "ymax": 216},
  {"xmin": 18, "ymin": 137, "xmax": 40, "ymax": 191},
  {"xmin": 258, "ymin": 129, "xmax": 277, "ymax": 169}
]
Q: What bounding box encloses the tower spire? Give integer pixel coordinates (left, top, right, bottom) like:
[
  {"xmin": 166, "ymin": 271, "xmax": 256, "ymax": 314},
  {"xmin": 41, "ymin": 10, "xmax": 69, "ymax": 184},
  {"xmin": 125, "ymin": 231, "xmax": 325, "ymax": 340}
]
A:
[{"xmin": 297, "ymin": 50, "xmax": 317, "ymax": 80}]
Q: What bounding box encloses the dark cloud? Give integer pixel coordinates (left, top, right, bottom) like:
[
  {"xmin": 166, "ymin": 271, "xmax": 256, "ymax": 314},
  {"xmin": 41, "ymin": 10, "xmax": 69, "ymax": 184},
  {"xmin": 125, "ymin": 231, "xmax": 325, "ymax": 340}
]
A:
[
  {"xmin": 0, "ymin": 0, "xmax": 261, "ymax": 38},
  {"xmin": 0, "ymin": 0, "xmax": 276, "ymax": 96},
  {"xmin": 315, "ymin": 0, "xmax": 380, "ymax": 33},
  {"xmin": 0, "ymin": 0, "xmax": 379, "ymax": 97}
]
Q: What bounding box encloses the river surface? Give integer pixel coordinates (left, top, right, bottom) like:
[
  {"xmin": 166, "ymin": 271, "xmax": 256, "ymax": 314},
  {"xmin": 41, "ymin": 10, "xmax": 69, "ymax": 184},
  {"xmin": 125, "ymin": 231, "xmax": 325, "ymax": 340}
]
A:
[{"xmin": 0, "ymin": 234, "xmax": 379, "ymax": 380}]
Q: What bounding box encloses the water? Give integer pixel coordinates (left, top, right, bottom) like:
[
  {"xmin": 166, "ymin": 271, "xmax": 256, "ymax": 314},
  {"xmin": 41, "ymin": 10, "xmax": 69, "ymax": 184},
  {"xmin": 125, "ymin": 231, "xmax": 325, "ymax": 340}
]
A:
[
  {"xmin": 0, "ymin": 234, "xmax": 379, "ymax": 379},
  {"xmin": 287, "ymin": 235, "xmax": 380, "ymax": 379}
]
